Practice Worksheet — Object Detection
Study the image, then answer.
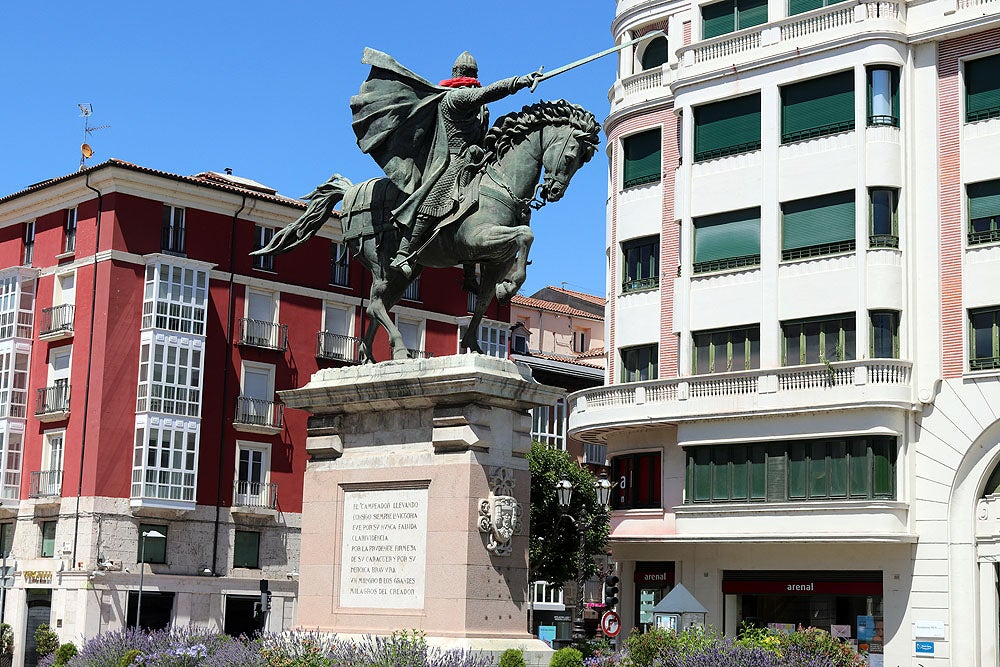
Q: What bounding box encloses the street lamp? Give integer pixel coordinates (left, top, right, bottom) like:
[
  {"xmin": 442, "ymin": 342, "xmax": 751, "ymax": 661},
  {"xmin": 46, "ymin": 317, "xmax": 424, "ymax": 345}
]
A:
[
  {"xmin": 136, "ymin": 529, "xmax": 165, "ymax": 630},
  {"xmin": 556, "ymin": 472, "xmax": 612, "ymax": 641}
]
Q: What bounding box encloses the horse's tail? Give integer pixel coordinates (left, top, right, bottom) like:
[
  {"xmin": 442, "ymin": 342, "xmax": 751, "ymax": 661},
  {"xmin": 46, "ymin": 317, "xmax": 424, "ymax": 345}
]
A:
[{"xmin": 252, "ymin": 173, "xmax": 353, "ymax": 256}]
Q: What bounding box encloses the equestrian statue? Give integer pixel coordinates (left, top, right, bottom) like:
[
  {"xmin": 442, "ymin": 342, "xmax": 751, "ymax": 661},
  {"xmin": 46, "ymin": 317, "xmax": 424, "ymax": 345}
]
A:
[{"xmin": 254, "ymin": 47, "xmax": 606, "ymax": 362}]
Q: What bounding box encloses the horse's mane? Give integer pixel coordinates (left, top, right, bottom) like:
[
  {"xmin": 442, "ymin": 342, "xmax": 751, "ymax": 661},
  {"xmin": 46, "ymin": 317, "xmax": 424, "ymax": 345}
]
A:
[{"xmin": 483, "ymin": 99, "xmax": 601, "ymax": 163}]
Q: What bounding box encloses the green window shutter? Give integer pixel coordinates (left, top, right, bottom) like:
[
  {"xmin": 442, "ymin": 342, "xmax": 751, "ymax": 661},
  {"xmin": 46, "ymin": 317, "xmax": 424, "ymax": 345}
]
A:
[
  {"xmin": 787, "ymin": 442, "xmax": 807, "ymax": 499},
  {"xmin": 849, "ymin": 441, "xmax": 869, "ymax": 497},
  {"xmin": 623, "ymin": 129, "xmax": 662, "ymax": 188},
  {"xmin": 694, "ymin": 448, "xmax": 712, "ymax": 501},
  {"xmin": 750, "ymin": 445, "xmax": 767, "ymax": 499},
  {"xmin": 966, "ymin": 54, "xmax": 1000, "ymax": 121},
  {"xmin": 872, "ymin": 438, "xmax": 894, "ymax": 497},
  {"xmin": 641, "ymin": 36, "xmax": 668, "ymax": 70},
  {"xmin": 694, "ymin": 94, "xmax": 762, "ymax": 161},
  {"xmin": 968, "ymin": 180, "xmax": 1000, "ymax": 220},
  {"xmin": 788, "ymin": 0, "xmax": 824, "ymax": 15},
  {"xmin": 782, "ymin": 191, "xmax": 855, "ymax": 251},
  {"xmin": 234, "ymin": 530, "xmax": 261, "ymax": 568},
  {"xmin": 809, "ymin": 441, "xmax": 828, "ymax": 498},
  {"xmin": 737, "ymin": 0, "xmax": 768, "ymax": 29},
  {"xmin": 829, "ymin": 440, "xmax": 848, "ymax": 497},
  {"xmin": 703, "ymin": 0, "xmax": 736, "ymax": 38},
  {"xmin": 694, "ymin": 208, "xmax": 761, "ymax": 265},
  {"xmin": 731, "ymin": 446, "xmax": 748, "ymax": 500},
  {"xmin": 781, "ymin": 71, "xmax": 855, "ymax": 142},
  {"xmin": 766, "ymin": 446, "xmax": 787, "ymax": 501},
  {"xmin": 712, "ymin": 448, "xmax": 730, "ymax": 500}
]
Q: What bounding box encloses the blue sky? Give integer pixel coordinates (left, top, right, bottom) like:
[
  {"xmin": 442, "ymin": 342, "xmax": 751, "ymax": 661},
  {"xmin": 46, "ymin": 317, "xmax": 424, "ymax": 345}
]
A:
[{"xmin": 1, "ymin": 1, "xmax": 616, "ymax": 298}]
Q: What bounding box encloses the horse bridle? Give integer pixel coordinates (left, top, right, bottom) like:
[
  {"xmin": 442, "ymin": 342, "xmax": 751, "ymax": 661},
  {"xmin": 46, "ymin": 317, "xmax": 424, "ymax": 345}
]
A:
[{"xmin": 482, "ymin": 125, "xmax": 579, "ymax": 217}]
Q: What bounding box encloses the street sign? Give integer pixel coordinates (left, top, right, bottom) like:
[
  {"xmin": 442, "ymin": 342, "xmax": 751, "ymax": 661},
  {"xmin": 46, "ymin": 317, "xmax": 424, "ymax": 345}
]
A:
[{"xmin": 601, "ymin": 610, "xmax": 622, "ymax": 637}]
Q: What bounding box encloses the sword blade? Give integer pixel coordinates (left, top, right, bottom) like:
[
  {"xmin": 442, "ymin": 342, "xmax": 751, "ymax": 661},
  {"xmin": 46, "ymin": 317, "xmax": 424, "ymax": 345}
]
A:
[{"xmin": 530, "ymin": 30, "xmax": 666, "ymax": 91}]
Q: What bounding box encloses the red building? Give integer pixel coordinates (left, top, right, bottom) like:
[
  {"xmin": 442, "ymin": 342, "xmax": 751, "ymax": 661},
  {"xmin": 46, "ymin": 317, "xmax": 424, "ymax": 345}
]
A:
[{"xmin": 0, "ymin": 159, "xmax": 506, "ymax": 664}]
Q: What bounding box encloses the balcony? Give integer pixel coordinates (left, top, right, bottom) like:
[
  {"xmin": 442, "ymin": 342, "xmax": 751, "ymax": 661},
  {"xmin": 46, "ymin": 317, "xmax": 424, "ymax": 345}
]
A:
[
  {"xmin": 316, "ymin": 331, "xmax": 363, "ymax": 364},
  {"xmin": 38, "ymin": 304, "xmax": 74, "ymax": 340},
  {"xmin": 34, "ymin": 384, "xmax": 70, "ymax": 422},
  {"xmin": 232, "ymin": 480, "xmax": 278, "ymax": 516},
  {"xmin": 238, "ymin": 318, "xmax": 288, "ymax": 352},
  {"xmin": 233, "ymin": 396, "xmax": 284, "ymax": 435},
  {"xmin": 568, "ymin": 360, "xmax": 913, "ymax": 443},
  {"xmin": 29, "ymin": 470, "xmax": 62, "ymax": 501}
]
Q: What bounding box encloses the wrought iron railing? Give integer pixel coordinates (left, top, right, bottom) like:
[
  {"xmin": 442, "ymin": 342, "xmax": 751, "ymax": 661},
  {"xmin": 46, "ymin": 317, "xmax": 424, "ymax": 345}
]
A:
[
  {"xmin": 869, "ymin": 234, "xmax": 899, "ymax": 249},
  {"xmin": 239, "ymin": 318, "xmax": 289, "ymax": 351},
  {"xmin": 622, "ymin": 276, "xmax": 659, "ymax": 293},
  {"xmin": 233, "ymin": 480, "xmax": 278, "ymax": 509},
  {"xmin": 693, "ymin": 254, "xmax": 761, "ymax": 274},
  {"xmin": 29, "ymin": 470, "xmax": 62, "ymax": 498},
  {"xmin": 316, "ymin": 331, "xmax": 363, "ymax": 363},
  {"xmin": 234, "ymin": 396, "xmax": 284, "ymax": 430},
  {"xmin": 782, "ymin": 239, "xmax": 856, "ymax": 261},
  {"xmin": 35, "ymin": 384, "xmax": 70, "ymax": 416},
  {"xmin": 161, "ymin": 223, "xmax": 186, "ymax": 254},
  {"xmin": 40, "ymin": 304, "xmax": 75, "ymax": 335}
]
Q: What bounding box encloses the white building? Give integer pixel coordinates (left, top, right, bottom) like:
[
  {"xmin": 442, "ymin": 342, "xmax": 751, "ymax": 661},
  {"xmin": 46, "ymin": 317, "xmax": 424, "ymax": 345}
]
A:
[{"xmin": 568, "ymin": 0, "xmax": 1000, "ymax": 663}]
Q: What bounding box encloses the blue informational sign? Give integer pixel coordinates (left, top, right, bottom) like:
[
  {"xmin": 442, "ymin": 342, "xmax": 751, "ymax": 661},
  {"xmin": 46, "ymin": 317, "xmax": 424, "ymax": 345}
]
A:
[
  {"xmin": 915, "ymin": 641, "xmax": 935, "ymax": 655},
  {"xmin": 857, "ymin": 615, "xmax": 875, "ymax": 641},
  {"xmin": 538, "ymin": 626, "xmax": 556, "ymax": 647}
]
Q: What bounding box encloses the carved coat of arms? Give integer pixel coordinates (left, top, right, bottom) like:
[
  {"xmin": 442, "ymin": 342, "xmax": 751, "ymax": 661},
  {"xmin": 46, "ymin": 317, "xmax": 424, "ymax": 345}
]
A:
[{"xmin": 478, "ymin": 495, "xmax": 522, "ymax": 557}]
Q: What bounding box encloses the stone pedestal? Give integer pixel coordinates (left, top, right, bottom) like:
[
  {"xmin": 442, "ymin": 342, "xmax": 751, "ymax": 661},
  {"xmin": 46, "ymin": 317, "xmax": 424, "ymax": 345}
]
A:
[{"xmin": 279, "ymin": 355, "xmax": 563, "ymax": 662}]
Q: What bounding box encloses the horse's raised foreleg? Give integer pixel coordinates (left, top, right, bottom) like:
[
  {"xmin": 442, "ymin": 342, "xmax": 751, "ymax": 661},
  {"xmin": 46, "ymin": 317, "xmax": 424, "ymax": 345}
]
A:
[
  {"xmin": 461, "ymin": 260, "xmax": 515, "ymax": 354},
  {"xmin": 482, "ymin": 224, "xmax": 534, "ymax": 303}
]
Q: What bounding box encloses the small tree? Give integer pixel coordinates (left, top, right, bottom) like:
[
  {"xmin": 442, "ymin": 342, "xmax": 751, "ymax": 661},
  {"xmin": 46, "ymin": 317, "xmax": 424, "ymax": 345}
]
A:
[
  {"xmin": 498, "ymin": 648, "xmax": 526, "ymax": 667},
  {"xmin": 528, "ymin": 441, "xmax": 610, "ymax": 586},
  {"xmin": 33, "ymin": 624, "xmax": 59, "ymax": 659},
  {"xmin": 0, "ymin": 623, "xmax": 11, "ymax": 655},
  {"xmin": 53, "ymin": 643, "xmax": 77, "ymax": 666}
]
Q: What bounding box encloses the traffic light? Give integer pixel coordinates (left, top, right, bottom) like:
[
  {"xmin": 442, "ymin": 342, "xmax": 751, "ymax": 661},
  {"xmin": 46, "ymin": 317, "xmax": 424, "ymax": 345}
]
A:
[{"xmin": 604, "ymin": 574, "xmax": 620, "ymax": 608}]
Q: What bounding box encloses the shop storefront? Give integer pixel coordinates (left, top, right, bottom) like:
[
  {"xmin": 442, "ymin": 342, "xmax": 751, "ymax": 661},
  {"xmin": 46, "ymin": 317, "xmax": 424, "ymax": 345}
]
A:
[
  {"xmin": 723, "ymin": 571, "xmax": 883, "ymax": 655},
  {"xmin": 634, "ymin": 562, "xmax": 675, "ymax": 633}
]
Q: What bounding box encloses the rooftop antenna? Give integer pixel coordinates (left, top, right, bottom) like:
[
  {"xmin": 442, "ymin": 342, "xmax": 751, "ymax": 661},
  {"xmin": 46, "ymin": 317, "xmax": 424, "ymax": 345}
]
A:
[{"xmin": 78, "ymin": 103, "xmax": 110, "ymax": 170}]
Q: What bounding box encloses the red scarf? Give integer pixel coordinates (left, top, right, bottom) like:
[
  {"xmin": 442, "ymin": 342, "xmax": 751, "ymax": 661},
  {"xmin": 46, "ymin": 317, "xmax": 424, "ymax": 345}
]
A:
[{"xmin": 439, "ymin": 77, "xmax": 481, "ymax": 88}]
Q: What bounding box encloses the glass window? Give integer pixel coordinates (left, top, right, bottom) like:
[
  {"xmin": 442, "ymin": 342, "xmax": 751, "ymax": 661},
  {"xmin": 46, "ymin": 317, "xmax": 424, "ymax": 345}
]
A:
[
  {"xmin": 253, "ymin": 226, "xmax": 275, "ymax": 271},
  {"xmin": 233, "ymin": 530, "xmax": 260, "ymax": 569},
  {"xmin": 970, "ymin": 307, "xmax": 1000, "ymax": 371},
  {"xmin": 131, "ymin": 421, "xmax": 199, "ymax": 503},
  {"xmin": 702, "ymin": 0, "xmax": 767, "ymax": 39},
  {"xmin": 141, "ymin": 262, "xmax": 209, "ymax": 335},
  {"xmin": 621, "ymin": 344, "xmax": 658, "ymax": 382},
  {"xmin": 967, "ymin": 179, "xmax": 1000, "ymax": 246},
  {"xmin": 138, "ymin": 524, "xmax": 167, "ymax": 564},
  {"xmin": 685, "ymin": 437, "xmax": 896, "ymax": 502},
  {"xmin": 23, "ymin": 222, "xmax": 35, "ymax": 266},
  {"xmin": 611, "ymin": 452, "xmax": 662, "ymax": 509},
  {"xmin": 965, "ymin": 53, "xmax": 1000, "ymax": 123},
  {"xmin": 782, "ymin": 314, "xmax": 856, "ymax": 365},
  {"xmin": 623, "ymin": 129, "xmax": 661, "ymax": 189},
  {"xmin": 870, "ymin": 311, "xmax": 900, "ymax": 359},
  {"xmin": 693, "ymin": 209, "xmax": 761, "ymax": 273},
  {"xmin": 531, "ymin": 399, "xmax": 566, "ymax": 450},
  {"xmin": 867, "ymin": 66, "xmax": 900, "ymax": 127},
  {"xmin": 782, "ymin": 191, "xmax": 856, "ymax": 260},
  {"xmin": 0, "ymin": 523, "xmax": 12, "ymax": 557},
  {"xmin": 781, "ymin": 71, "xmax": 855, "ymax": 144},
  {"xmin": 869, "ymin": 188, "xmax": 899, "ymax": 248},
  {"xmin": 692, "ymin": 325, "xmax": 760, "ymax": 374},
  {"xmin": 330, "ymin": 242, "xmax": 350, "ymax": 287},
  {"xmin": 135, "ymin": 337, "xmax": 204, "ymax": 417},
  {"xmin": 694, "ymin": 94, "xmax": 761, "ymax": 162},
  {"xmin": 64, "ymin": 208, "xmax": 77, "ymax": 254},
  {"xmin": 40, "ymin": 521, "xmax": 57, "ymax": 558},
  {"xmin": 640, "ymin": 36, "xmax": 668, "ymax": 70},
  {"xmin": 161, "ymin": 206, "xmax": 186, "ymax": 254},
  {"xmin": 622, "ymin": 236, "xmax": 659, "ymax": 292}
]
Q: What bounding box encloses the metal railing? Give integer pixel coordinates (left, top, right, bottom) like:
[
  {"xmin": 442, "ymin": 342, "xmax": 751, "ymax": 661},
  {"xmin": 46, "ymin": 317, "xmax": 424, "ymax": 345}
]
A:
[
  {"xmin": 233, "ymin": 480, "xmax": 278, "ymax": 510},
  {"xmin": 781, "ymin": 239, "xmax": 856, "ymax": 261},
  {"xmin": 622, "ymin": 276, "xmax": 660, "ymax": 293},
  {"xmin": 29, "ymin": 470, "xmax": 62, "ymax": 498},
  {"xmin": 234, "ymin": 396, "xmax": 284, "ymax": 430},
  {"xmin": 39, "ymin": 304, "xmax": 74, "ymax": 335},
  {"xmin": 693, "ymin": 254, "xmax": 761, "ymax": 274},
  {"xmin": 316, "ymin": 331, "xmax": 363, "ymax": 363},
  {"xmin": 402, "ymin": 278, "xmax": 421, "ymax": 301},
  {"xmin": 239, "ymin": 318, "xmax": 289, "ymax": 351},
  {"xmin": 35, "ymin": 384, "xmax": 70, "ymax": 416},
  {"xmin": 161, "ymin": 223, "xmax": 186, "ymax": 254},
  {"xmin": 869, "ymin": 234, "xmax": 899, "ymax": 249}
]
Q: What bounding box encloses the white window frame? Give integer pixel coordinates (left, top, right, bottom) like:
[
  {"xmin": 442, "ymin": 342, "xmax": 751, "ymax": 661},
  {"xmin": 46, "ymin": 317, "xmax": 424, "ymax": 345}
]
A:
[
  {"xmin": 253, "ymin": 225, "xmax": 275, "ymax": 271},
  {"xmin": 135, "ymin": 332, "xmax": 205, "ymax": 418},
  {"xmin": 142, "ymin": 261, "xmax": 209, "ymax": 335},
  {"xmin": 54, "ymin": 271, "xmax": 76, "ymax": 307},
  {"xmin": 234, "ymin": 440, "xmax": 272, "ymax": 506},
  {"xmin": 322, "ymin": 302, "xmax": 353, "ymax": 337},
  {"xmin": 63, "ymin": 207, "xmax": 77, "ymax": 254},
  {"xmin": 131, "ymin": 415, "xmax": 200, "ymax": 505},
  {"xmin": 23, "ymin": 221, "xmax": 35, "ymax": 266},
  {"xmin": 0, "ymin": 423, "xmax": 23, "ymax": 500},
  {"xmin": 396, "ymin": 317, "xmax": 425, "ymax": 356},
  {"xmin": 240, "ymin": 361, "xmax": 276, "ymax": 401},
  {"xmin": 47, "ymin": 346, "xmax": 72, "ymax": 387},
  {"xmin": 245, "ymin": 288, "xmax": 279, "ymax": 324},
  {"xmin": 42, "ymin": 430, "xmax": 65, "ymax": 473},
  {"xmin": 244, "ymin": 288, "xmax": 281, "ymax": 348},
  {"xmin": 330, "ymin": 242, "xmax": 350, "ymax": 287},
  {"xmin": 531, "ymin": 581, "xmax": 565, "ymax": 610},
  {"xmin": 531, "ymin": 399, "xmax": 567, "ymax": 450},
  {"xmin": 162, "ymin": 205, "xmax": 186, "ymax": 254}
]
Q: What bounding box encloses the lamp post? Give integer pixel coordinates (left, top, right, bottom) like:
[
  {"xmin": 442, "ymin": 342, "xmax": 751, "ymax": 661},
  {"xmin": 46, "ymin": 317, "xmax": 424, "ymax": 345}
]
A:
[
  {"xmin": 136, "ymin": 529, "xmax": 165, "ymax": 630},
  {"xmin": 557, "ymin": 472, "xmax": 612, "ymax": 641}
]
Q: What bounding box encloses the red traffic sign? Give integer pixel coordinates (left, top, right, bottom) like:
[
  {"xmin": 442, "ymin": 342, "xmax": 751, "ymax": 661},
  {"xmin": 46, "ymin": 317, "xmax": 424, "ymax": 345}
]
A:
[{"xmin": 600, "ymin": 610, "xmax": 621, "ymax": 637}]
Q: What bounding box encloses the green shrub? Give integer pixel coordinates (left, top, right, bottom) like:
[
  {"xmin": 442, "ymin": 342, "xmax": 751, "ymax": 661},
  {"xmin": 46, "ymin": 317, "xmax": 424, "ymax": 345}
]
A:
[
  {"xmin": 0, "ymin": 623, "xmax": 12, "ymax": 655},
  {"xmin": 548, "ymin": 646, "xmax": 583, "ymax": 667},
  {"xmin": 54, "ymin": 642, "xmax": 78, "ymax": 666},
  {"xmin": 33, "ymin": 624, "xmax": 59, "ymax": 658},
  {"xmin": 118, "ymin": 649, "xmax": 142, "ymax": 667},
  {"xmin": 498, "ymin": 648, "xmax": 526, "ymax": 667},
  {"xmin": 783, "ymin": 627, "xmax": 867, "ymax": 667}
]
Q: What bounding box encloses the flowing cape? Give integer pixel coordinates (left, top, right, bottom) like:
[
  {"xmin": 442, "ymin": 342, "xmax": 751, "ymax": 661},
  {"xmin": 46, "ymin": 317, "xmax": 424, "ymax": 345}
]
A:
[{"xmin": 350, "ymin": 48, "xmax": 452, "ymax": 228}]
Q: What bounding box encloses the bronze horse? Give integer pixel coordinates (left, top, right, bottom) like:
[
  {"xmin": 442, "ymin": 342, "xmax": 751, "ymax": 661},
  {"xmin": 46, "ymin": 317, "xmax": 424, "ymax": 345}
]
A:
[{"xmin": 256, "ymin": 100, "xmax": 600, "ymax": 362}]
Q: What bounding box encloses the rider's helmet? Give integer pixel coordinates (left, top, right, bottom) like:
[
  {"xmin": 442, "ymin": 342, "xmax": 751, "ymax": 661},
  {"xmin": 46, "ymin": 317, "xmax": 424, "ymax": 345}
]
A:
[{"xmin": 452, "ymin": 51, "xmax": 479, "ymax": 79}]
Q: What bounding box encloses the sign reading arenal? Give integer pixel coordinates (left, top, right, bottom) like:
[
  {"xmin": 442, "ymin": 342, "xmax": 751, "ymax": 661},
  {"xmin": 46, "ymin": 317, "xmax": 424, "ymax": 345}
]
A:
[{"xmin": 340, "ymin": 487, "xmax": 428, "ymax": 609}]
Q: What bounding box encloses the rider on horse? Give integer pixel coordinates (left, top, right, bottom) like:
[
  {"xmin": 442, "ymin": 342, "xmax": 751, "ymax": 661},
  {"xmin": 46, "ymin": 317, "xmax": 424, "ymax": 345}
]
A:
[{"xmin": 350, "ymin": 49, "xmax": 543, "ymax": 278}]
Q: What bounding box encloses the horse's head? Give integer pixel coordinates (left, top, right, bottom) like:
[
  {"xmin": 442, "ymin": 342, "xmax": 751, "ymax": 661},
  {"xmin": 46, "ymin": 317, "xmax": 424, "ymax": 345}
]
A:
[
  {"xmin": 484, "ymin": 100, "xmax": 601, "ymax": 204},
  {"xmin": 539, "ymin": 102, "xmax": 601, "ymax": 203}
]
